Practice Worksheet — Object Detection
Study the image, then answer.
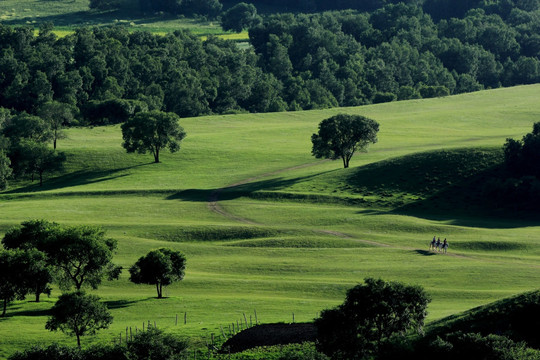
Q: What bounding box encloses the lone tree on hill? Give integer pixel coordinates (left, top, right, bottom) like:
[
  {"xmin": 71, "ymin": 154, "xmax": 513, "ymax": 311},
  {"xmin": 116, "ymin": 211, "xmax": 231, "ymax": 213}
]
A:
[
  {"xmin": 315, "ymin": 278, "xmax": 430, "ymax": 359},
  {"xmin": 311, "ymin": 114, "xmax": 379, "ymax": 168},
  {"xmin": 121, "ymin": 110, "xmax": 186, "ymax": 163},
  {"xmin": 129, "ymin": 248, "xmax": 186, "ymax": 299},
  {"xmin": 46, "ymin": 291, "xmax": 112, "ymax": 348}
]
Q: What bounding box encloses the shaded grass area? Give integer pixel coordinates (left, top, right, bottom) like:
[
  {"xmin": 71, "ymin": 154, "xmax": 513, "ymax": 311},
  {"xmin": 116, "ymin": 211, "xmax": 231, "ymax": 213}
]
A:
[{"xmin": 425, "ymin": 290, "xmax": 540, "ymax": 349}]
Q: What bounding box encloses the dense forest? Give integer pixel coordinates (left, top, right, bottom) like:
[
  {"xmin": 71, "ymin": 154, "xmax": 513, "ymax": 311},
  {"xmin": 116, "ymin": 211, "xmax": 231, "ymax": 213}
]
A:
[{"xmin": 2, "ymin": 1, "xmax": 540, "ymax": 121}]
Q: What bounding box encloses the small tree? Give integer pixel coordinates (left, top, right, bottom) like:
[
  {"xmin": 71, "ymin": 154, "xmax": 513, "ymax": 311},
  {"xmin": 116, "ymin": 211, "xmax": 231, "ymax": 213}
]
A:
[
  {"xmin": 46, "ymin": 291, "xmax": 112, "ymax": 348},
  {"xmin": 121, "ymin": 110, "xmax": 186, "ymax": 163},
  {"xmin": 37, "ymin": 101, "xmax": 74, "ymax": 150},
  {"xmin": 129, "ymin": 248, "xmax": 186, "ymax": 299},
  {"xmin": 315, "ymin": 278, "xmax": 430, "ymax": 359},
  {"xmin": 311, "ymin": 114, "xmax": 379, "ymax": 168}
]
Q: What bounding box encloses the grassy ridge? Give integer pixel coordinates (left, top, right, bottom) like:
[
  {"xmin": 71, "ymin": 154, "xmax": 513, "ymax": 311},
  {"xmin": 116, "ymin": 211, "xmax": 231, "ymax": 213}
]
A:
[{"xmin": 0, "ymin": 86, "xmax": 539, "ymax": 358}]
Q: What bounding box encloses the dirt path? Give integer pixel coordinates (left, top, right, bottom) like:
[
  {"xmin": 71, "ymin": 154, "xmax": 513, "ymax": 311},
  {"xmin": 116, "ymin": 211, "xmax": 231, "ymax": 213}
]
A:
[{"xmin": 207, "ymin": 161, "xmax": 326, "ymax": 225}]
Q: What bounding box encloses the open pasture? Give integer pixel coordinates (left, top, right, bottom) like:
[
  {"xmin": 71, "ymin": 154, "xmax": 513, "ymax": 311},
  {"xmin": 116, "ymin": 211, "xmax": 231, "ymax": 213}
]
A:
[
  {"xmin": 0, "ymin": 85, "xmax": 539, "ymax": 358},
  {"xmin": 0, "ymin": 0, "xmax": 244, "ymax": 37}
]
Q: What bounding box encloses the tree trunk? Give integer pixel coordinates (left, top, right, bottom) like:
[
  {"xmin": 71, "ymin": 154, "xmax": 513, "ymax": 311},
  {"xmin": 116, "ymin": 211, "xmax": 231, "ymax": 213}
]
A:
[
  {"xmin": 76, "ymin": 333, "xmax": 81, "ymax": 348},
  {"xmin": 53, "ymin": 137, "xmax": 57, "ymax": 150},
  {"xmin": 39, "ymin": 171, "xmax": 43, "ymax": 186},
  {"xmin": 35, "ymin": 289, "xmax": 40, "ymax": 303},
  {"xmin": 154, "ymin": 148, "xmax": 160, "ymax": 163},
  {"xmin": 342, "ymin": 156, "xmax": 349, "ymax": 168},
  {"xmin": 156, "ymin": 283, "xmax": 162, "ymax": 298}
]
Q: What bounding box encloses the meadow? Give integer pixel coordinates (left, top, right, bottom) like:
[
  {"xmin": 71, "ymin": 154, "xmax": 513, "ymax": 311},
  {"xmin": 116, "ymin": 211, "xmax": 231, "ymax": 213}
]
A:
[
  {"xmin": 0, "ymin": 0, "xmax": 248, "ymax": 38},
  {"xmin": 0, "ymin": 85, "xmax": 539, "ymax": 358}
]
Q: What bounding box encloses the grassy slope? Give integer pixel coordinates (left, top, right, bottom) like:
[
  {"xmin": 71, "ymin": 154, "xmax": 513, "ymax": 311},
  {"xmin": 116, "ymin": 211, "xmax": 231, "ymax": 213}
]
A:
[
  {"xmin": 0, "ymin": 0, "xmax": 247, "ymax": 37},
  {"xmin": 0, "ymin": 86, "xmax": 539, "ymax": 358}
]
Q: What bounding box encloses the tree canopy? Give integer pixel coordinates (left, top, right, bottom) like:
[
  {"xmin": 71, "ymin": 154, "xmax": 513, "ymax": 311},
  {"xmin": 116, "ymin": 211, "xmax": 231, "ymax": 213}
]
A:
[
  {"xmin": 315, "ymin": 278, "xmax": 431, "ymax": 359},
  {"xmin": 311, "ymin": 114, "xmax": 379, "ymax": 168},
  {"xmin": 46, "ymin": 225, "xmax": 122, "ymax": 291},
  {"xmin": 504, "ymin": 121, "xmax": 540, "ymax": 178},
  {"xmin": 221, "ymin": 3, "xmax": 262, "ymax": 33},
  {"xmin": 3, "ymin": 221, "xmax": 121, "ymax": 291},
  {"xmin": 121, "ymin": 110, "xmax": 186, "ymax": 163},
  {"xmin": 129, "ymin": 248, "xmax": 186, "ymax": 298},
  {"xmin": 0, "ymin": 249, "xmax": 32, "ymax": 317},
  {"xmin": 46, "ymin": 291, "xmax": 113, "ymax": 348}
]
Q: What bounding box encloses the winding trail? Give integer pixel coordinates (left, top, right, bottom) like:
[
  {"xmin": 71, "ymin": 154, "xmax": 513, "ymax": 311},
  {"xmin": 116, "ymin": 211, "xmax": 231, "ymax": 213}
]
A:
[
  {"xmin": 206, "ymin": 163, "xmax": 537, "ymax": 266},
  {"xmin": 207, "ymin": 161, "xmax": 326, "ymax": 225}
]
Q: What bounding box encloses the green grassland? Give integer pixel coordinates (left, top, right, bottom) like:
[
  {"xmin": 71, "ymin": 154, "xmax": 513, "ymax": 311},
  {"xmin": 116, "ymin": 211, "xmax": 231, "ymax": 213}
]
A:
[
  {"xmin": 1, "ymin": 85, "xmax": 540, "ymax": 358},
  {"xmin": 0, "ymin": 0, "xmax": 247, "ymax": 38}
]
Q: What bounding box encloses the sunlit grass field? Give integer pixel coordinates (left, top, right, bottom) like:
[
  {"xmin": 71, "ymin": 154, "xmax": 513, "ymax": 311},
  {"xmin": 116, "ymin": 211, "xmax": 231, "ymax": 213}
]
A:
[
  {"xmin": 0, "ymin": 0, "xmax": 248, "ymax": 38},
  {"xmin": 0, "ymin": 85, "xmax": 539, "ymax": 358}
]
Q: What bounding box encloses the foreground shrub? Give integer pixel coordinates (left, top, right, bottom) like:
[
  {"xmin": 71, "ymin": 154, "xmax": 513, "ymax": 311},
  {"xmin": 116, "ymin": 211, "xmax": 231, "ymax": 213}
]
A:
[
  {"xmin": 9, "ymin": 328, "xmax": 188, "ymax": 360},
  {"xmin": 216, "ymin": 342, "xmax": 329, "ymax": 360}
]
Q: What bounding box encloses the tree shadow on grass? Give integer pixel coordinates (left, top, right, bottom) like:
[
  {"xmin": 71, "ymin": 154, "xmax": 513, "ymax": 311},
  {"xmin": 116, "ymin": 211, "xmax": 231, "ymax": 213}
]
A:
[
  {"xmin": 414, "ymin": 250, "xmax": 437, "ymax": 256},
  {"xmin": 104, "ymin": 298, "xmax": 152, "ymax": 309},
  {"xmin": 167, "ymin": 173, "xmax": 331, "ymax": 203},
  {"xmin": 3, "ymin": 162, "xmax": 153, "ymax": 194},
  {"xmin": 0, "ymin": 305, "xmax": 52, "ymax": 320},
  {"xmin": 345, "ymin": 148, "xmax": 540, "ymax": 229}
]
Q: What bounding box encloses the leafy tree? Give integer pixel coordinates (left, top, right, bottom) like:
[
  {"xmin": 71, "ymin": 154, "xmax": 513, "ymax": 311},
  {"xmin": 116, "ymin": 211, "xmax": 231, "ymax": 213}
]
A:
[
  {"xmin": 121, "ymin": 110, "xmax": 186, "ymax": 163},
  {"xmin": 18, "ymin": 140, "xmax": 66, "ymax": 186},
  {"xmin": 221, "ymin": 3, "xmax": 262, "ymax": 33},
  {"xmin": 2, "ymin": 219, "xmax": 59, "ymax": 249},
  {"xmin": 46, "ymin": 291, "xmax": 112, "ymax": 348},
  {"xmin": 46, "ymin": 225, "xmax": 122, "ymax": 291},
  {"xmin": 315, "ymin": 278, "xmax": 430, "ymax": 359},
  {"xmin": 129, "ymin": 248, "xmax": 186, "ymax": 299},
  {"xmin": 0, "ymin": 249, "xmax": 31, "ymax": 316},
  {"xmin": 2, "ymin": 113, "xmax": 52, "ymax": 144},
  {"xmin": 38, "ymin": 101, "xmax": 74, "ymax": 149},
  {"xmin": 311, "ymin": 114, "xmax": 379, "ymax": 168},
  {"xmin": 17, "ymin": 248, "xmax": 52, "ymax": 303},
  {"xmin": 504, "ymin": 121, "xmax": 540, "ymax": 177},
  {"xmin": 181, "ymin": 0, "xmax": 222, "ymax": 18},
  {"xmin": 0, "ymin": 150, "xmax": 11, "ymax": 190},
  {"xmin": 2, "ymin": 220, "xmax": 60, "ymax": 300},
  {"xmin": 3, "ymin": 221, "xmax": 120, "ymax": 291}
]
